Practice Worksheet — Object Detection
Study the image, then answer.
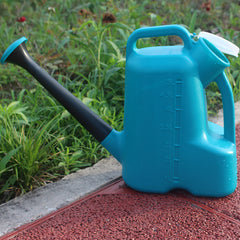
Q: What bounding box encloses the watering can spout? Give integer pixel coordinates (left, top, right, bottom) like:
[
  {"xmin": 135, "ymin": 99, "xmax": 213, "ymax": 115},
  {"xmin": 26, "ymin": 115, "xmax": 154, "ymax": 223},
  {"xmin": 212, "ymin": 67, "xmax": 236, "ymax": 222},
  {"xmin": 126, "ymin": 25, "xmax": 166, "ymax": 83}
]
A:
[{"xmin": 1, "ymin": 37, "xmax": 123, "ymax": 161}]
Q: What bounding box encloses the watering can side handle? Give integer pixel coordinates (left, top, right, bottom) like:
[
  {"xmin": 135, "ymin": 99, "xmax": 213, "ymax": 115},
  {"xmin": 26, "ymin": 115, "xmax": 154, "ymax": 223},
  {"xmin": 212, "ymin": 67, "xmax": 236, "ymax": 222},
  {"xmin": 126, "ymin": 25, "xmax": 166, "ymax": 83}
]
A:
[
  {"xmin": 126, "ymin": 24, "xmax": 192, "ymax": 57},
  {"xmin": 215, "ymin": 72, "xmax": 235, "ymax": 143}
]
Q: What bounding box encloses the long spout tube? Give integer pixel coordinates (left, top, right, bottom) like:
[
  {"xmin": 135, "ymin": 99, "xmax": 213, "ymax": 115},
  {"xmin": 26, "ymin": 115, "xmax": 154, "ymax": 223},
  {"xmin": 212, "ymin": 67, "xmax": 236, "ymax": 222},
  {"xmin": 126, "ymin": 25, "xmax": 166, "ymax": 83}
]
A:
[{"xmin": 1, "ymin": 37, "xmax": 113, "ymax": 142}]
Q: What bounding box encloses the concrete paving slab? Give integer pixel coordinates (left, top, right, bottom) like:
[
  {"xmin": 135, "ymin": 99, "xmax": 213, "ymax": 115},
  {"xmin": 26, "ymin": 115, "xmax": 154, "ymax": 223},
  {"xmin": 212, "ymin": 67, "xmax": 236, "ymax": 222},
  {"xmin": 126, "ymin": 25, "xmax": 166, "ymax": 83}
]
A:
[
  {"xmin": 0, "ymin": 101, "xmax": 240, "ymax": 237},
  {"xmin": 209, "ymin": 100, "xmax": 240, "ymax": 126}
]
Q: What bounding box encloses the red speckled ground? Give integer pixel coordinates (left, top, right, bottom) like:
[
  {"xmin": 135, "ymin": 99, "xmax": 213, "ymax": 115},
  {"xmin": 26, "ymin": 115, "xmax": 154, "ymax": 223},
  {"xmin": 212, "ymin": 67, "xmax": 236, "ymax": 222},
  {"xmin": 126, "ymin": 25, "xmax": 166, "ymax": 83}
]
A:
[{"xmin": 2, "ymin": 125, "xmax": 240, "ymax": 239}]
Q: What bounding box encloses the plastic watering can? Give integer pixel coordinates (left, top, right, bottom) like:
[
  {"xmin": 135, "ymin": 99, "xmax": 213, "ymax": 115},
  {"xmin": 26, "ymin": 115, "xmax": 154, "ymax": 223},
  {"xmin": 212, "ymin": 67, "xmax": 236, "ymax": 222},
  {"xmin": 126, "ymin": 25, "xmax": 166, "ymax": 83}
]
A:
[{"xmin": 1, "ymin": 25, "xmax": 238, "ymax": 197}]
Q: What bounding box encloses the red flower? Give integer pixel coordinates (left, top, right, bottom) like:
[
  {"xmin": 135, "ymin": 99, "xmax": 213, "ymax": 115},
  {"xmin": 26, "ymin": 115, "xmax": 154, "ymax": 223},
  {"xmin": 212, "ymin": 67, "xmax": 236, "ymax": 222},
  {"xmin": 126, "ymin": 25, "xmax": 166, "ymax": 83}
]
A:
[
  {"xmin": 17, "ymin": 16, "xmax": 26, "ymax": 22},
  {"xmin": 201, "ymin": 1, "xmax": 211, "ymax": 11}
]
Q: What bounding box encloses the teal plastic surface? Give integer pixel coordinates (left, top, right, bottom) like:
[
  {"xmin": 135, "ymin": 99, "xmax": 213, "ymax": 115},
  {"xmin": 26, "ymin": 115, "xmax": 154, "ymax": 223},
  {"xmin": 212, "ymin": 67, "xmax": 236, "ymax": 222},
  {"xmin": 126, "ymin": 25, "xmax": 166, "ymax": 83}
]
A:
[
  {"xmin": 1, "ymin": 37, "xmax": 28, "ymax": 64},
  {"xmin": 102, "ymin": 25, "xmax": 237, "ymax": 197}
]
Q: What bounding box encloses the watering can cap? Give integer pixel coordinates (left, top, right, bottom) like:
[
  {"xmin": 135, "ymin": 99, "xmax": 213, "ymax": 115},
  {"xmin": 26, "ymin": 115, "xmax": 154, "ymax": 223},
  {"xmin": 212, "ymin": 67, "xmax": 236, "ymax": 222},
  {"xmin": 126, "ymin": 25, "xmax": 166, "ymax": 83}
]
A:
[{"xmin": 198, "ymin": 31, "xmax": 239, "ymax": 57}]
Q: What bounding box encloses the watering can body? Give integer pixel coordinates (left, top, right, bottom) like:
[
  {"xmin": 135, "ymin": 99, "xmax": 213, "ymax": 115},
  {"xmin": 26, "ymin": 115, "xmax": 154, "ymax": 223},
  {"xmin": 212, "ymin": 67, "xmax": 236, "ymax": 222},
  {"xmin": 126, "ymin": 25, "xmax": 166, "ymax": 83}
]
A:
[
  {"xmin": 1, "ymin": 25, "xmax": 237, "ymax": 197},
  {"xmin": 102, "ymin": 25, "xmax": 237, "ymax": 197}
]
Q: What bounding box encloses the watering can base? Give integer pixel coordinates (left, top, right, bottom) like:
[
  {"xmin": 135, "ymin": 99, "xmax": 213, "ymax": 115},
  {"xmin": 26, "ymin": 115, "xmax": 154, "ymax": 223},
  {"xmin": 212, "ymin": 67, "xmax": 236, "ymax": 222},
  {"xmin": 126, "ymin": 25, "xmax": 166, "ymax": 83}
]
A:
[
  {"xmin": 122, "ymin": 160, "xmax": 237, "ymax": 198},
  {"xmin": 121, "ymin": 122, "xmax": 237, "ymax": 197},
  {"xmin": 182, "ymin": 141, "xmax": 237, "ymax": 197},
  {"xmin": 122, "ymin": 180, "xmax": 237, "ymax": 197},
  {"xmin": 122, "ymin": 176, "xmax": 237, "ymax": 197}
]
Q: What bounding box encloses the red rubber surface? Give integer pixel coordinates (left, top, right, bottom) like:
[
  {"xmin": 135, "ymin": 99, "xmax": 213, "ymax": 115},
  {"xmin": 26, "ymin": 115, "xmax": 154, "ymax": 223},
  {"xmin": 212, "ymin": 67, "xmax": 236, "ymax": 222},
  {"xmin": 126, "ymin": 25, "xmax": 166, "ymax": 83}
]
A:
[{"xmin": 2, "ymin": 124, "xmax": 240, "ymax": 239}]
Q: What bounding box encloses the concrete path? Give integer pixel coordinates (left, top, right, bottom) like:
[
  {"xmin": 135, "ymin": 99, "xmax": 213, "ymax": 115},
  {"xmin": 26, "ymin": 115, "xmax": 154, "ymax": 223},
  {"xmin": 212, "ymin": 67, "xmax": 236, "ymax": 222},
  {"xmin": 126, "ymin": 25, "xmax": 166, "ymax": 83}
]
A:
[{"xmin": 0, "ymin": 101, "xmax": 240, "ymax": 237}]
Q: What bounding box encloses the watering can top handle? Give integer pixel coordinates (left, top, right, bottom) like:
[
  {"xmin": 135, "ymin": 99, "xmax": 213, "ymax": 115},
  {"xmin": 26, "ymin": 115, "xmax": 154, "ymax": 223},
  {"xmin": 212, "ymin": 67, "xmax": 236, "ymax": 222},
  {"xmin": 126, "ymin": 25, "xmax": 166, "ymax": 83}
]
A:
[{"xmin": 126, "ymin": 25, "xmax": 192, "ymax": 56}]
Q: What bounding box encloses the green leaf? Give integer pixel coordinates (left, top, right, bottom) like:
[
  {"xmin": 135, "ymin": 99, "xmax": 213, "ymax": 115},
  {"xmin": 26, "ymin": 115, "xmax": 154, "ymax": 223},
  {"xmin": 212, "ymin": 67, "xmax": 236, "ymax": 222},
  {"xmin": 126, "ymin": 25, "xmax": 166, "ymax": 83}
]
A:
[
  {"xmin": 0, "ymin": 147, "xmax": 21, "ymax": 175},
  {"xmin": 0, "ymin": 175, "xmax": 17, "ymax": 194},
  {"xmin": 189, "ymin": 10, "xmax": 197, "ymax": 33},
  {"xmin": 107, "ymin": 40, "xmax": 122, "ymax": 59},
  {"xmin": 61, "ymin": 110, "xmax": 71, "ymax": 119},
  {"xmin": 82, "ymin": 97, "xmax": 94, "ymax": 106},
  {"xmin": 105, "ymin": 67, "xmax": 121, "ymax": 84}
]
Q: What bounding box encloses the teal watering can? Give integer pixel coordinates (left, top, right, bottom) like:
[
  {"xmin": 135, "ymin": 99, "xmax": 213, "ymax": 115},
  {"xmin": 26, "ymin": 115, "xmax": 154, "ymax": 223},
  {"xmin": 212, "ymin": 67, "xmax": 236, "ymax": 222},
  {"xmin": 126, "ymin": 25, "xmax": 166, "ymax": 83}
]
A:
[{"xmin": 1, "ymin": 25, "xmax": 238, "ymax": 197}]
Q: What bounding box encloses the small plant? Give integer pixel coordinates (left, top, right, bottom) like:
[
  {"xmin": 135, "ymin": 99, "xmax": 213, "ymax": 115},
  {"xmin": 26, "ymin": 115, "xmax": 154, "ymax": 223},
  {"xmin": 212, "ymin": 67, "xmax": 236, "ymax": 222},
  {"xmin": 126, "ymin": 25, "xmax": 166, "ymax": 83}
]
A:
[
  {"xmin": 58, "ymin": 146, "xmax": 91, "ymax": 175},
  {"xmin": 0, "ymin": 147, "xmax": 21, "ymax": 202},
  {"xmin": 0, "ymin": 100, "xmax": 64, "ymax": 202}
]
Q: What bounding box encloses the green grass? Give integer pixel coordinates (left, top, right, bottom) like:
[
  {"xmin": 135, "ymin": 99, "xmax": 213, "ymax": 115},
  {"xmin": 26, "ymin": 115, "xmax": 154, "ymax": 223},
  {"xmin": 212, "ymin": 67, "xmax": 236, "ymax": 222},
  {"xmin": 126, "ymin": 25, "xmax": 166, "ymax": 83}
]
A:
[{"xmin": 0, "ymin": 0, "xmax": 240, "ymax": 203}]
